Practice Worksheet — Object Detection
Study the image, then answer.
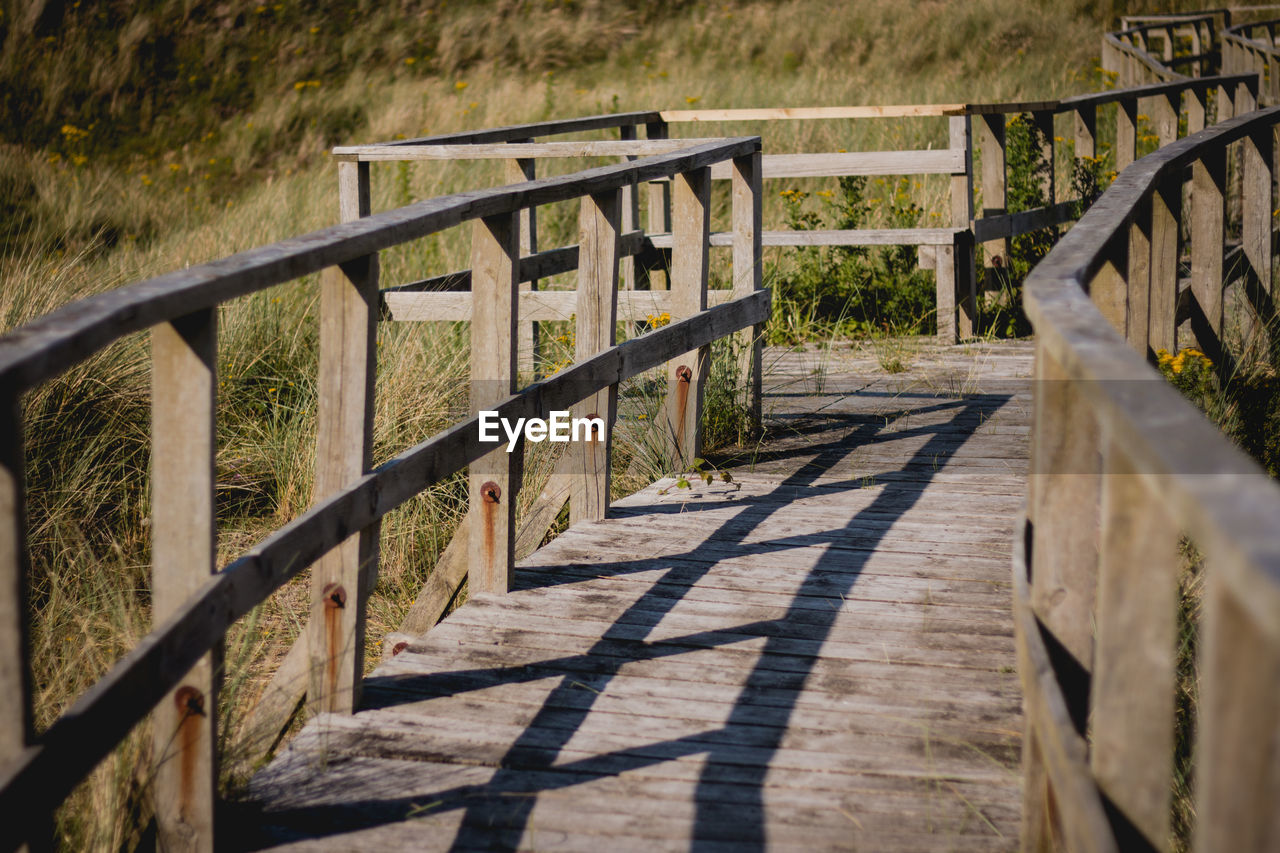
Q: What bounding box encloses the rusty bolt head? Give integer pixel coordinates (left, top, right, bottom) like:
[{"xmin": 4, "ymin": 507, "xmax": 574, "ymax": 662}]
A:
[
  {"xmin": 676, "ymin": 365, "xmax": 692, "ymax": 383},
  {"xmin": 175, "ymin": 685, "xmax": 205, "ymax": 716},
  {"xmin": 323, "ymin": 583, "xmax": 347, "ymax": 609},
  {"xmin": 392, "ymin": 641, "xmax": 409, "ymax": 656},
  {"xmin": 481, "ymin": 481, "xmax": 501, "ymax": 504}
]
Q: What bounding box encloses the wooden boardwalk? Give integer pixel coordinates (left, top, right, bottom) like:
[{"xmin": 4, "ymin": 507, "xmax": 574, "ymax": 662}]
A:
[{"xmin": 243, "ymin": 339, "xmax": 1033, "ymax": 851}]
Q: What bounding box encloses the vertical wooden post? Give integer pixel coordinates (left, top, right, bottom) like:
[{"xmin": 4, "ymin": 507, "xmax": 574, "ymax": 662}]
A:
[
  {"xmin": 1032, "ymin": 110, "xmax": 1056, "ymax": 206},
  {"xmin": 1117, "ymin": 98, "xmax": 1139, "ymax": 172},
  {"xmin": 1243, "ymin": 127, "xmax": 1273, "ymax": 350},
  {"xmin": 0, "ymin": 389, "xmax": 39, "ymax": 848},
  {"xmin": 1090, "ymin": 235, "xmax": 1129, "ymax": 334},
  {"xmin": 978, "ymin": 113, "xmax": 1009, "ymax": 267},
  {"xmin": 1152, "ymin": 92, "xmax": 1179, "ymax": 149},
  {"xmin": 646, "ymin": 120, "xmax": 672, "ymax": 292},
  {"xmin": 732, "ymin": 150, "xmax": 763, "ymax": 432},
  {"xmin": 1126, "ymin": 198, "xmax": 1153, "ymax": 354},
  {"xmin": 151, "ymin": 309, "xmax": 218, "ymax": 852},
  {"xmin": 505, "ymin": 156, "xmax": 539, "ymax": 375},
  {"xmin": 1149, "ymin": 176, "xmax": 1182, "ymax": 356},
  {"xmin": 571, "ymin": 190, "xmax": 621, "ymax": 526},
  {"xmin": 1191, "ymin": 148, "xmax": 1227, "ymax": 343},
  {"xmin": 1186, "ymin": 87, "xmax": 1207, "ymax": 136},
  {"xmin": 1074, "ymin": 104, "xmax": 1097, "ymax": 164},
  {"xmin": 1195, "ymin": 578, "xmax": 1280, "ymax": 853},
  {"xmin": 1089, "ymin": 446, "xmax": 1178, "ymax": 849},
  {"xmin": 308, "ymin": 159, "xmax": 379, "ymax": 716},
  {"xmin": 664, "ymin": 168, "xmax": 710, "ymax": 468},
  {"xmin": 935, "ymin": 241, "xmax": 957, "ymax": 345},
  {"xmin": 1029, "ymin": 344, "xmax": 1100, "ymax": 674},
  {"xmin": 469, "ymin": 211, "xmax": 521, "ymax": 593},
  {"xmin": 619, "ymin": 125, "xmax": 641, "ymax": 294},
  {"xmin": 950, "ymin": 114, "xmax": 976, "ymax": 338}
]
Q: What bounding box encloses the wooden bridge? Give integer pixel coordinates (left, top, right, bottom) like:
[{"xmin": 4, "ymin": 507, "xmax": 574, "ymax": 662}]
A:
[{"xmin": 3, "ymin": 12, "xmax": 1280, "ymax": 852}]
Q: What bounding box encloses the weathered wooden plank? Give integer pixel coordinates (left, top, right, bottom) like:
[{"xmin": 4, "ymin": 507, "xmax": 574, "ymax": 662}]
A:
[
  {"xmin": 1242, "ymin": 125, "xmax": 1273, "ymax": 347},
  {"xmin": 379, "ymin": 111, "xmax": 659, "ymax": 147},
  {"xmin": 1028, "ymin": 344, "xmax": 1099, "ymax": 673},
  {"xmin": 0, "ymin": 391, "xmax": 38, "ymax": 851},
  {"xmin": 707, "ymin": 149, "xmax": 966, "ymax": 180},
  {"xmin": 504, "ymin": 157, "xmax": 538, "ymax": 374},
  {"xmin": 664, "ymin": 168, "xmax": 711, "ymax": 467},
  {"xmin": 1089, "ymin": 446, "xmax": 1178, "ymax": 850},
  {"xmin": 308, "ymin": 160, "xmax": 378, "ymax": 718},
  {"xmin": 1190, "ymin": 147, "xmax": 1226, "ymax": 342},
  {"xmin": 971, "ymin": 202, "xmax": 1080, "ymax": 243},
  {"xmin": 1148, "ymin": 175, "xmax": 1181, "ymax": 354},
  {"xmin": 978, "ymin": 113, "xmax": 1009, "ymax": 266},
  {"xmin": 468, "ymin": 212, "xmax": 521, "ymax": 595},
  {"xmin": 571, "ymin": 190, "xmax": 621, "ymax": 525},
  {"xmin": 1116, "ymin": 98, "xmax": 1139, "ymax": 172},
  {"xmin": 335, "ymin": 138, "xmax": 726, "ymax": 160},
  {"xmin": 648, "ymin": 227, "xmax": 966, "ymax": 248},
  {"xmin": 150, "ymin": 308, "xmax": 218, "ymax": 853},
  {"xmin": 1195, "ymin": 576, "xmax": 1280, "ymax": 852},
  {"xmin": 659, "ymin": 105, "xmax": 966, "ymax": 121},
  {"xmin": 382, "ymin": 287, "xmax": 733, "ymax": 323},
  {"xmin": 1012, "ymin": 520, "xmax": 1119, "ymax": 853},
  {"xmin": 732, "ymin": 152, "xmax": 764, "ymax": 430}
]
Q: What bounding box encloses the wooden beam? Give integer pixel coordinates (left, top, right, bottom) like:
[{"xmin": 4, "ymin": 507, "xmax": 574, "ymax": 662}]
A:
[
  {"xmin": 307, "ymin": 160, "xmax": 379, "ymax": 718},
  {"xmin": 664, "ymin": 168, "xmax": 711, "ymax": 469},
  {"xmin": 150, "ymin": 308, "xmax": 218, "ymax": 853},
  {"xmin": 1190, "ymin": 148, "xmax": 1227, "ymax": 341},
  {"xmin": 382, "ymin": 287, "xmax": 734, "ymax": 323},
  {"xmin": 1148, "ymin": 176, "xmax": 1182, "ymax": 355},
  {"xmin": 570, "ymin": 189, "xmax": 621, "ymax": 526},
  {"xmin": 1090, "ymin": 446, "xmax": 1178, "ymax": 849},
  {"xmin": 659, "ymin": 105, "xmax": 966, "ymax": 121},
  {"xmin": 707, "ymin": 150, "xmax": 967, "ymax": 180},
  {"xmin": 335, "ymin": 138, "xmax": 726, "ymax": 160},
  {"xmin": 468, "ymin": 212, "xmax": 521, "ymax": 595},
  {"xmin": 978, "ymin": 113, "xmax": 1009, "ymax": 266},
  {"xmin": 732, "ymin": 151, "xmax": 764, "ymax": 432},
  {"xmin": 505, "ymin": 157, "xmax": 539, "ymax": 375}
]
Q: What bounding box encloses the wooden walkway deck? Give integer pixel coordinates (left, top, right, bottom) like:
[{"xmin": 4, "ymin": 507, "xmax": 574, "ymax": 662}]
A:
[{"xmin": 242, "ymin": 338, "xmax": 1033, "ymax": 851}]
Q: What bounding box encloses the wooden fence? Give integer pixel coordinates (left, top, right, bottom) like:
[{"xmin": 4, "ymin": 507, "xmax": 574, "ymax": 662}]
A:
[
  {"xmin": 341, "ymin": 77, "xmax": 1258, "ymax": 352},
  {"xmin": 1019, "ymin": 102, "xmax": 1280, "ymax": 852},
  {"xmin": 0, "ymin": 136, "xmax": 767, "ymax": 853}
]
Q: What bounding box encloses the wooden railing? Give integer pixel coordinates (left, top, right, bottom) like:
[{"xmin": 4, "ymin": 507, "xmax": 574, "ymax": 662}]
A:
[
  {"xmin": 343, "ymin": 80, "xmax": 1258, "ymax": 353},
  {"xmin": 0, "ymin": 136, "xmax": 766, "ymax": 852},
  {"xmin": 1224, "ymin": 14, "xmax": 1280, "ymax": 104},
  {"xmin": 1018, "ymin": 102, "xmax": 1280, "ymax": 851},
  {"xmin": 1104, "ymin": 12, "xmax": 1227, "ymax": 82}
]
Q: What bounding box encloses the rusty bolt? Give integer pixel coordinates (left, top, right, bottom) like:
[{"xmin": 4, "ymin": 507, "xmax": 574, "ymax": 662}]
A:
[
  {"xmin": 323, "ymin": 582, "xmax": 347, "ymax": 609},
  {"xmin": 676, "ymin": 365, "xmax": 692, "ymax": 383},
  {"xmin": 175, "ymin": 685, "xmax": 205, "ymax": 717},
  {"xmin": 392, "ymin": 641, "xmax": 409, "ymax": 656},
  {"xmin": 481, "ymin": 481, "xmax": 501, "ymax": 504}
]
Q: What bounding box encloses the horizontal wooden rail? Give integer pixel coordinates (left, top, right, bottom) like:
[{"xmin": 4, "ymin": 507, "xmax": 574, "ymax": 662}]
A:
[
  {"xmin": 658, "ymin": 104, "xmax": 967, "ymax": 121},
  {"xmin": 1020, "ymin": 103, "xmax": 1280, "ymax": 851},
  {"xmin": 384, "ymin": 286, "xmax": 737, "ymax": 323},
  {"xmin": 378, "ymin": 110, "xmax": 661, "ymax": 147}
]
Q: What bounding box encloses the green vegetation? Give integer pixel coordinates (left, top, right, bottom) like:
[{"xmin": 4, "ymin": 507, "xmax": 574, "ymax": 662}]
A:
[{"xmin": 0, "ymin": 0, "xmax": 1206, "ymax": 848}]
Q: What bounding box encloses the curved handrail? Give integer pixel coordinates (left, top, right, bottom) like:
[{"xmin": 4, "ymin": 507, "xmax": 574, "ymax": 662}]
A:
[{"xmin": 1019, "ymin": 105, "xmax": 1280, "ymax": 849}]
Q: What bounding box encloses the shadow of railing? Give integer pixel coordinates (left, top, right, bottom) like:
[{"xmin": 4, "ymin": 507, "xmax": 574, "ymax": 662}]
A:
[{"xmin": 236, "ymin": 384, "xmax": 1017, "ymax": 849}]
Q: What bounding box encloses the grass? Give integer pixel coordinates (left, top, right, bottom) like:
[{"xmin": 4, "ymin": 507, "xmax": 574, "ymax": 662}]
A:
[{"xmin": 0, "ymin": 0, "xmax": 1220, "ymax": 848}]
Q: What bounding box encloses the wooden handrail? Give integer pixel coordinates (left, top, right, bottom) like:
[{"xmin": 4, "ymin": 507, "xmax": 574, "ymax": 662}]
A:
[
  {"xmin": 1019, "ymin": 104, "xmax": 1280, "ymax": 851},
  {"xmin": 0, "ymin": 135, "xmax": 765, "ymax": 851}
]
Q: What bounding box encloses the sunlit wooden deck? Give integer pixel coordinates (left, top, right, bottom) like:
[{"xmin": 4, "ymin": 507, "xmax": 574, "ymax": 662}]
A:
[{"xmin": 242, "ymin": 338, "xmax": 1032, "ymax": 851}]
